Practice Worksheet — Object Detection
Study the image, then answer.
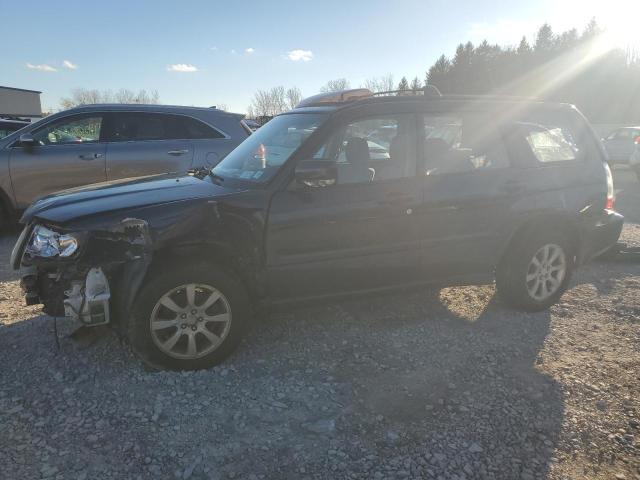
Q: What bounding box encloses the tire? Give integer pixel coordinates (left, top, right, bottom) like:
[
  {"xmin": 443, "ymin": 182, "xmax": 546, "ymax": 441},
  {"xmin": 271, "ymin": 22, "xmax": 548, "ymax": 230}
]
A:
[
  {"xmin": 496, "ymin": 229, "xmax": 574, "ymax": 312},
  {"xmin": 129, "ymin": 263, "xmax": 251, "ymax": 370}
]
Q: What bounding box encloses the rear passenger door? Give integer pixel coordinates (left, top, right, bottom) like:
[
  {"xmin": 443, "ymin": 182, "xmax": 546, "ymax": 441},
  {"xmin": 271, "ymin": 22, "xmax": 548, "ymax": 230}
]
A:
[
  {"xmin": 103, "ymin": 112, "xmax": 194, "ymax": 180},
  {"xmin": 418, "ymin": 112, "xmax": 521, "ymax": 278}
]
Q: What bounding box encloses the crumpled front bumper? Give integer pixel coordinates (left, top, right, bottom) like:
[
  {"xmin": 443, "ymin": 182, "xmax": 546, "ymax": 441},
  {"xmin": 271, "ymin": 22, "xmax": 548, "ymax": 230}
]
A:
[{"xmin": 13, "ymin": 218, "xmax": 153, "ymax": 327}]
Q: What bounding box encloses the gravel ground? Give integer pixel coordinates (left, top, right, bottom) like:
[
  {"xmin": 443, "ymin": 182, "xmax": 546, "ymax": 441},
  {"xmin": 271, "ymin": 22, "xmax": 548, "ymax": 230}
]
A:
[{"xmin": 0, "ymin": 168, "xmax": 638, "ymax": 480}]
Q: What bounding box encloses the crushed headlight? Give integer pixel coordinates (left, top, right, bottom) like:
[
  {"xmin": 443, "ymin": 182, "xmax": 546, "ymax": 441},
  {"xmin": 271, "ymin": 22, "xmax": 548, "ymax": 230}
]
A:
[{"xmin": 27, "ymin": 225, "xmax": 79, "ymax": 258}]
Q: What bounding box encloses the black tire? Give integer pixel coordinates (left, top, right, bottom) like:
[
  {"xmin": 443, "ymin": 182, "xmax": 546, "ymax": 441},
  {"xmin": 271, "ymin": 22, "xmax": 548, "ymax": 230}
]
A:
[
  {"xmin": 129, "ymin": 263, "xmax": 251, "ymax": 370},
  {"xmin": 0, "ymin": 201, "xmax": 7, "ymax": 231},
  {"xmin": 496, "ymin": 229, "xmax": 574, "ymax": 312}
]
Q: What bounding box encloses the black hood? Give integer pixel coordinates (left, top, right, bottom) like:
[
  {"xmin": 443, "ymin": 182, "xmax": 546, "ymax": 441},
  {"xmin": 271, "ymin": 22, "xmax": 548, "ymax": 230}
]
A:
[{"xmin": 22, "ymin": 173, "xmax": 241, "ymax": 224}]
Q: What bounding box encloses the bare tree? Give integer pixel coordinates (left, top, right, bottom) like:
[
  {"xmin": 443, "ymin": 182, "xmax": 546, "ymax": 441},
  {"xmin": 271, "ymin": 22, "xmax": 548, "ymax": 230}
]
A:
[
  {"xmin": 247, "ymin": 86, "xmax": 289, "ymax": 118},
  {"xmin": 286, "ymin": 87, "xmax": 303, "ymax": 109},
  {"xmin": 363, "ymin": 74, "xmax": 395, "ymax": 94},
  {"xmin": 60, "ymin": 88, "xmax": 160, "ymax": 109},
  {"xmin": 320, "ymin": 78, "xmax": 351, "ymax": 93}
]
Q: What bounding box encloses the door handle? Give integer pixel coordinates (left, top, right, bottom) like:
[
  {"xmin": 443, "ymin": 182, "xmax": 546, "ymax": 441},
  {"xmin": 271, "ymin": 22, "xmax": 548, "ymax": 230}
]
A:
[
  {"xmin": 78, "ymin": 153, "xmax": 103, "ymax": 160},
  {"xmin": 168, "ymin": 149, "xmax": 189, "ymax": 156}
]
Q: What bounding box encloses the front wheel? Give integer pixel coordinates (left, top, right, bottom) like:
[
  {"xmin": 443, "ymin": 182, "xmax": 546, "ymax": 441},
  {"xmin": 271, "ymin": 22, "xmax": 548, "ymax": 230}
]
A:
[
  {"xmin": 496, "ymin": 231, "xmax": 574, "ymax": 311},
  {"xmin": 129, "ymin": 264, "xmax": 250, "ymax": 370}
]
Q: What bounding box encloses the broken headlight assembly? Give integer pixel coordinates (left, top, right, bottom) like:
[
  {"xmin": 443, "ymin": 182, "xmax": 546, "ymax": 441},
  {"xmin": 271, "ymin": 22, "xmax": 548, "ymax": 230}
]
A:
[{"xmin": 27, "ymin": 225, "xmax": 80, "ymax": 258}]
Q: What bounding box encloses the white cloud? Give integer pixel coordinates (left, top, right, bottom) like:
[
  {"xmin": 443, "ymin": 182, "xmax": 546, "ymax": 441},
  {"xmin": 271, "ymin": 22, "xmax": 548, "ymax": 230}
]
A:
[
  {"xmin": 167, "ymin": 63, "xmax": 198, "ymax": 72},
  {"xmin": 210, "ymin": 46, "xmax": 218, "ymax": 51},
  {"xmin": 230, "ymin": 49, "xmax": 237, "ymax": 54},
  {"xmin": 62, "ymin": 60, "xmax": 78, "ymax": 70},
  {"xmin": 286, "ymin": 49, "xmax": 313, "ymax": 62},
  {"xmin": 245, "ymin": 47, "xmax": 255, "ymax": 54},
  {"xmin": 26, "ymin": 62, "xmax": 57, "ymax": 72}
]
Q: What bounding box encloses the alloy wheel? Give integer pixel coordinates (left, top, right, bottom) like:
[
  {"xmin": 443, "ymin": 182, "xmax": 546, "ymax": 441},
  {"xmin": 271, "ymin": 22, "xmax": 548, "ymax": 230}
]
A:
[
  {"xmin": 149, "ymin": 284, "xmax": 232, "ymax": 359},
  {"xmin": 525, "ymin": 244, "xmax": 567, "ymax": 301}
]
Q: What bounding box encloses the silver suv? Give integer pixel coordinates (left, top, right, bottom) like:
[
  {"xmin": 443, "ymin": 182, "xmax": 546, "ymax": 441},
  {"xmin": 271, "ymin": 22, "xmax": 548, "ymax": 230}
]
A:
[{"xmin": 0, "ymin": 104, "xmax": 250, "ymax": 228}]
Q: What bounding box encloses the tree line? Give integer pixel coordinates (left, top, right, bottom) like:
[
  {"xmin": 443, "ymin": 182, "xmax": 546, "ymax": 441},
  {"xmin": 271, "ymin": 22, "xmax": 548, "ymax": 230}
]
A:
[
  {"xmin": 424, "ymin": 19, "xmax": 640, "ymax": 123},
  {"xmin": 248, "ymin": 19, "xmax": 640, "ymax": 123},
  {"xmin": 58, "ymin": 19, "xmax": 639, "ymax": 124}
]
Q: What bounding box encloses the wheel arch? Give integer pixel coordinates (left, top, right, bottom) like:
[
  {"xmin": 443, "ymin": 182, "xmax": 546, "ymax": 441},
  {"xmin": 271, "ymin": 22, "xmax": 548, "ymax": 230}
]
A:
[
  {"xmin": 143, "ymin": 241, "xmax": 262, "ymax": 303},
  {"xmin": 497, "ymin": 212, "xmax": 581, "ymax": 270}
]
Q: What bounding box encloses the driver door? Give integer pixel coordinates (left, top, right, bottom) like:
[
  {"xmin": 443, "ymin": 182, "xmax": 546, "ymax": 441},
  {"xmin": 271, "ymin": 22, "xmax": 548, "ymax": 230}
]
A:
[
  {"xmin": 266, "ymin": 113, "xmax": 425, "ymax": 301},
  {"xmin": 9, "ymin": 114, "xmax": 107, "ymax": 209}
]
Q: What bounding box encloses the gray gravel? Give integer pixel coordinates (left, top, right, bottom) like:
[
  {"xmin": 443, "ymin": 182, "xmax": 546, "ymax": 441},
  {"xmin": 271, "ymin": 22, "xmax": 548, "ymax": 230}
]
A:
[{"xmin": 1, "ymin": 168, "xmax": 639, "ymax": 480}]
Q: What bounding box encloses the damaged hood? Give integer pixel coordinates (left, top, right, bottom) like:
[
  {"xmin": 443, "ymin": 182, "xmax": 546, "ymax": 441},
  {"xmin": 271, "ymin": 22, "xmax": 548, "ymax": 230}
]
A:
[{"xmin": 21, "ymin": 173, "xmax": 240, "ymax": 224}]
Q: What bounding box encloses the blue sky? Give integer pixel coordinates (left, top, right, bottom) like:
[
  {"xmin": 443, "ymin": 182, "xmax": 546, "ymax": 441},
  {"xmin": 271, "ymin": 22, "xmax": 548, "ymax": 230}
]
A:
[{"xmin": 1, "ymin": 0, "xmax": 635, "ymax": 113}]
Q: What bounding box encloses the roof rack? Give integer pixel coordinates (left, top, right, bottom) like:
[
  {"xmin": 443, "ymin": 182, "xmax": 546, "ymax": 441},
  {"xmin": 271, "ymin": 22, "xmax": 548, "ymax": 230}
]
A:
[
  {"xmin": 296, "ymin": 85, "xmax": 442, "ymax": 108},
  {"xmin": 371, "ymin": 85, "xmax": 442, "ymax": 97}
]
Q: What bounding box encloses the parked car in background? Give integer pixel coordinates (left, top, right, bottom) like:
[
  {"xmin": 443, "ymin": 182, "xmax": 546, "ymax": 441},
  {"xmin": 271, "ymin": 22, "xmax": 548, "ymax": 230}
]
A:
[
  {"xmin": 0, "ymin": 104, "xmax": 249, "ymax": 228},
  {"xmin": 601, "ymin": 126, "xmax": 640, "ymax": 164},
  {"xmin": 242, "ymin": 119, "xmax": 261, "ymax": 132},
  {"xmin": 0, "ymin": 118, "xmax": 29, "ymax": 138},
  {"xmin": 12, "ymin": 88, "xmax": 623, "ymax": 370}
]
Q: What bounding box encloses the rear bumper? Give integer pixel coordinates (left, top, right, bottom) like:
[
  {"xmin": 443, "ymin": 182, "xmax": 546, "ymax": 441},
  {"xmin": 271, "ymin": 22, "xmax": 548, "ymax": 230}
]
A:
[{"xmin": 579, "ymin": 210, "xmax": 624, "ymax": 263}]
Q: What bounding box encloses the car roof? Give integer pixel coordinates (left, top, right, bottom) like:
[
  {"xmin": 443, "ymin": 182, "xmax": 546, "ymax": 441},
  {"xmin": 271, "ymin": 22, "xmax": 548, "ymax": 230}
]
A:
[
  {"xmin": 286, "ymin": 90, "xmax": 577, "ymax": 116},
  {"xmin": 63, "ymin": 103, "xmax": 244, "ymax": 118}
]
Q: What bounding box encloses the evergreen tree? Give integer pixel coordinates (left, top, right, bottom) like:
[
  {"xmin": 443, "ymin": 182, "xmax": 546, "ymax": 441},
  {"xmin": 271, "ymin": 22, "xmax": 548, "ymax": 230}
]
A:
[
  {"xmin": 410, "ymin": 76, "xmax": 422, "ymax": 91},
  {"xmin": 396, "ymin": 76, "xmax": 409, "ymax": 95},
  {"xmin": 421, "ymin": 19, "xmax": 640, "ymax": 123},
  {"xmin": 427, "ymin": 55, "xmax": 452, "ymax": 93}
]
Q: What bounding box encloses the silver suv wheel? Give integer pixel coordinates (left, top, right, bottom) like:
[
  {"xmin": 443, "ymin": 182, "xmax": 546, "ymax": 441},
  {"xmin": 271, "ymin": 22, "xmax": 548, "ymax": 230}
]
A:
[
  {"xmin": 525, "ymin": 244, "xmax": 567, "ymax": 301},
  {"xmin": 149, "ymin": 283, "xmax": 232, "ymax": 360}
]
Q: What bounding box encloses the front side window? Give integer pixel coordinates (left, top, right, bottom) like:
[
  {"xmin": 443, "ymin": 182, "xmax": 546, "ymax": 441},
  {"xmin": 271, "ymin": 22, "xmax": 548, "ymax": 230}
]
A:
[
  {"xmin": 422, "ymin": 115, "xmax": 510, "ymax": 175},
  {"xmin": 212, "ymin": 113, "xmax": 327, "ymax": 183},
  {"xmin": 314, "ymin": 115, "xmax": 417, "ymax": 184},
  {"xmin": 32, "ymin": 116, "xmax": 102, "ymax": 145}
]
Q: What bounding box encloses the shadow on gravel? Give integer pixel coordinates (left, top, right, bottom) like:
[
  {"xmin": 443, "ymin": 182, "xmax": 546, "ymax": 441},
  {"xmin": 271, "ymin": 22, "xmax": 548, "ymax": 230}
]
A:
[{"xmin": 323, "ymin": 288, "xmax": 563, "ymax": 479}]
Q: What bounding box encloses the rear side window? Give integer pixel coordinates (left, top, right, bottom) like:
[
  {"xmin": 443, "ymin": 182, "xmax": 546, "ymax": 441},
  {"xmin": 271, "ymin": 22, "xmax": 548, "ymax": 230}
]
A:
[
  {"xmin": 421, "ymin": 114, "xmax": 510, "ymax": 175},
  {"xmin": 523, "ymin": 126, "xmax": 577, "ymax": 162},
  {"xmin": 180, "ymin": 116, "xmax": 224, "ymax": 139},
  {"xmin": 508, "ymin": 113, "xmax": 582, "ymax": 164},
  {"xmin": 108, "ymin": 112, "xmax": 224, "ymax": 141}
]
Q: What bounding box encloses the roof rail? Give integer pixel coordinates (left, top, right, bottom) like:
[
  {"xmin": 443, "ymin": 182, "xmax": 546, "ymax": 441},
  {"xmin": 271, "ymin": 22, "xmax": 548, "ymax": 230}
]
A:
[
  {"xmin": 295, "ymin": 85, "xmax": 443, "ymax": 109},
  {"xmin": 371, "ymin": 85, "xmax": 442, "ymax": 97},
  {"xmin": 296, "ymin": 89, "xmax": 373, "ymax": 108}
]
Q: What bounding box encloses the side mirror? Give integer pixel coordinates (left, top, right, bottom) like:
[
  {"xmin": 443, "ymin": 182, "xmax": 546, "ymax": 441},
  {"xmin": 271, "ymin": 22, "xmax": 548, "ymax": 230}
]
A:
[
  {"xmin": 19, "ymin": 133, "xmax": 37, "ymax": 147},
  {"xmin": 294, "ymin": 160, "xmax": 337, "ymax": 188}
]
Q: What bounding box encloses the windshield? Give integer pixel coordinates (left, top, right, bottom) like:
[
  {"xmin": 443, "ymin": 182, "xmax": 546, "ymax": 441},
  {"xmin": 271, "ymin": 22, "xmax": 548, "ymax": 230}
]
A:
[{"xmin": 213, "ymin": 113, "xmax": 328, "ymax": 183}]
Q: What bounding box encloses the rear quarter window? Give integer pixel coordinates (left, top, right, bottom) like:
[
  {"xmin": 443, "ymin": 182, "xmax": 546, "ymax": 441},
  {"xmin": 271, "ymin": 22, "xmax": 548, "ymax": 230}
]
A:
[{"xmin": 508, "ymin": 111, "xmax": 587, "ymax": 165}]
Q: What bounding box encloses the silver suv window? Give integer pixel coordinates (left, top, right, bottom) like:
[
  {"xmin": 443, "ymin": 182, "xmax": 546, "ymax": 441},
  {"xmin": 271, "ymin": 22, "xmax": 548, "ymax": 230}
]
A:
[{"xmin": 107, "ymin": 112, "xmax": 224, "ymax": 142}]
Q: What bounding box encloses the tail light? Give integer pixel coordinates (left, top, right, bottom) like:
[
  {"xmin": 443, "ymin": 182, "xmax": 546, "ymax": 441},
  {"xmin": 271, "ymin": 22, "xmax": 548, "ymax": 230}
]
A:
[
  {"xmin": 634, "ymin": 135, "xmax": 640, "ymax": 145},
  {"xmin": 604, "ymin": 162, "xmax": 615, "ymax": 210}
]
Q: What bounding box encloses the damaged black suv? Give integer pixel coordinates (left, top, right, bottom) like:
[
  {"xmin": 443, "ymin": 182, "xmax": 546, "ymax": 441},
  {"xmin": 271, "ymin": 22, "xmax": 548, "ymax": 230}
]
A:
[{"xmin": 11, "ymin": 88, "xmax": 623, "ymax": 370}]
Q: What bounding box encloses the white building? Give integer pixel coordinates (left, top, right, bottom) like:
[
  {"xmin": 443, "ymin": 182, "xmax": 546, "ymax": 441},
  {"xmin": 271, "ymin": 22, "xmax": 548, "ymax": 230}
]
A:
[{"xmin": 0, "ymin": 86, "xmax": 42, "ymax": 122}]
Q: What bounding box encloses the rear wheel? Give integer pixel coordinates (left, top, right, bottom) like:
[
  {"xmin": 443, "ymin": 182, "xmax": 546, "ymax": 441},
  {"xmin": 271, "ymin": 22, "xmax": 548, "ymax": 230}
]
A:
[
  {"xmin": 496, "ymin": 230, "xmax": 574, "ymax": 311},
  {"xmin": 130, "ymin": 263, "xmax": 250, "ymax": 370}
]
